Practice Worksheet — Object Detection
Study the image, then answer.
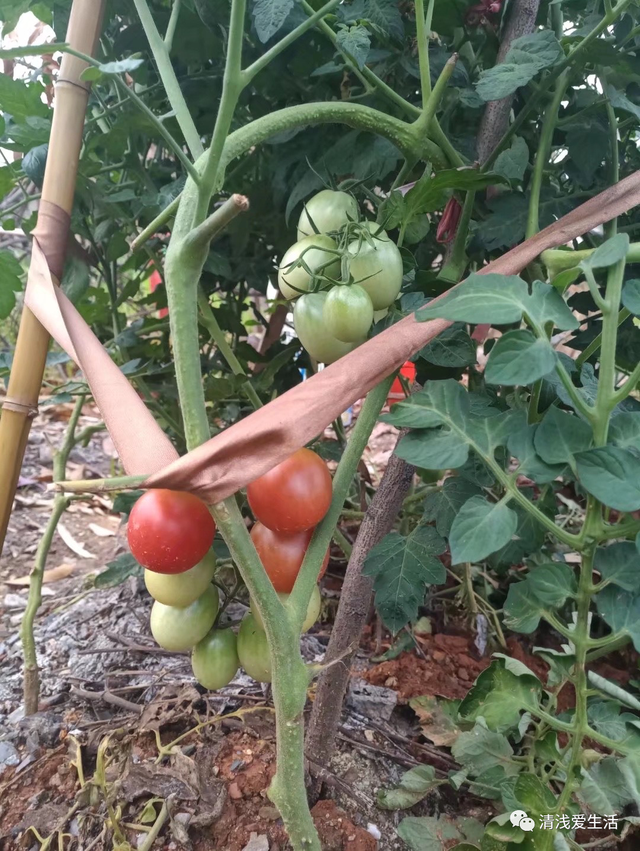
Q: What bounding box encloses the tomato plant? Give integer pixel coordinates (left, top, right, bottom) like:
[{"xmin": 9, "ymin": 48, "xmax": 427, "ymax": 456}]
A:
[
  {"xmin": 192, "ymin": 628, "xmax": 239, "ymax": 690},
  {"xmin": 250, "ymin": 521, "xmax": 329, "ymax": 592},
  {"xmin": 252, "ymin": 585, "xmax": 321, "ymax": 634},
  {"xmin": 296, "ymin": 189, "xmax": 359, "ymax": 239},
  {"xmin": 323, "ymin": 284, "xmax": 374, "ymax": 342},
  {"xmin": 150, "ymin": 585, "xmax": 219, "ymax": 651},
  {"xmin": 237, "ymin": 613, "xmax": 272, "ymax": 683},
  {"xmin": 247, "ymin": 448, "xmax": 332, "ymax": 534},
  {"xmin": 277, "ymin": 234, "xmax": 340, "ymax": 300},
  {"xmin": 144, "ymin": 551, "xmax": 216, "ymax": 607},
  {"xmin": 127, "ymin": 489, "xmax": 216, "ymax": 574}
]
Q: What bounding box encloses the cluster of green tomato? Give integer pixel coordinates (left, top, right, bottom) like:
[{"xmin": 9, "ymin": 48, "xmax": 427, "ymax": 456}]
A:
[
  {"xmin": 277, "ymin": 190, "xmax": 404, "ymax": 363},
  {"xmin": 127, "ymin": 448, "xmax": 333, "ymax": 690}
]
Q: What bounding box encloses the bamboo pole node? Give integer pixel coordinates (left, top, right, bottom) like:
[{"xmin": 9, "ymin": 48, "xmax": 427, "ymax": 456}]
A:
[
  {"xmin": 0, "ymin": 398, "xmax": 38, "ymax": 416},
  {"xmin": 56, "ymin": 78, "xmax": 90, "ymax": 93}
]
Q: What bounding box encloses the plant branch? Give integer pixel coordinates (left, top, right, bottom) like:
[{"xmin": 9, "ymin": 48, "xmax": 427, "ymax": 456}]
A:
[
  {"xmin": 525, "ymin": 70, "xmax": 569, "ymax": 240},
  {"xmin": 63, "ymin": 47, "xmax": 200, "ymax": 183},
  {"xmin": 415, "ymin": 0, "xmax": 434, "ymax": 109},
  {"xmin": 165, "ymin": 0, "xmax": 181, "ymax": 51},
  {"xmin": 185, "ymin": 193, "xmax": 249, "ymax": 251},
  {"xmin": 197, "ymin": 289, "xmax": 263, "ymax": 410}
]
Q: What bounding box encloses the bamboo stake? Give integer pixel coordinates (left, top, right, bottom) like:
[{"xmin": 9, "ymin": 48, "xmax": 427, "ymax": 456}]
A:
[{"xmin": 0, "ymin": 0, "xmax": 106, "ymax": 552}]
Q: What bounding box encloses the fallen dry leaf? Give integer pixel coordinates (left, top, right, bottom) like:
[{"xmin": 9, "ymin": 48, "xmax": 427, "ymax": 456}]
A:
[
  {"xmin": 88, "ymin": 523, "xmax": 115, "ymax": 537},
  {"xmin": 6, "ymin": 563, "xmax": 76, "ymax": 586},
  {"xmin": 57, "ymin": 523, "xmax": 95, "ymax": 559}
]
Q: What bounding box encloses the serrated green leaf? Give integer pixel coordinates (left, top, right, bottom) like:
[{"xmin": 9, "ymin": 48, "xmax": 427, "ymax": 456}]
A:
[
  {"xmin": 363, "ymin": 525, "xmax": 446, "ymax": 634},
  {"xmin": 396, "ymin": 427, "xmax": 470, "ymax": 470},
  {"xmin": 526, "ymin": 281, "xmax": 580, "ymax": 331},
  {"xmin": 514, "ymin": 773, "xmax": 557, "ymax": 813},
  {"xmin": 507, "ymin": 417, "xmax": 566, "ymax": 483},
  {"xmin": 534, "ymin": 406, "xmax": 593, "ymax": 465},
  {"xmin": 377, "ymin": 765, "xmax": 441, "ymax": 810},
  {"xmin": 419, "ymin": 324, "xmax": 477, "ymax": 368},
  {"xmin": 397, "ymin": 816, "xmax": 461, "ymax": 851},
  {"xmin": 527, "ymin": 563, "xmax": 577, "ymax": 606},
  {"xmin": 385, "ymin": 379, "xmax": 469, "ymax": 429},
  {"xmin": 458, "ymin": 660, "xmax": 541, "ymax": 732},
  {"xmin": 504, "ymin": 583, "xmax": 546, "ymax": 634},
  {"xmin": 0, "ymin": 73, "xmax": 47, "ymax": 119},
  {"xmin": 335, "ymin": 24, "xmax": 370, "ymax": 69},
  {"xmin": 506, "ymin": 29, "xmax": 564, "ymax": 70},
  {"xmin": 416, "ymin": 273, "xmax": 529, "ymax": 324},
  {"xmin": 423, "ymin": 477, "xmax": 481, "ymax": 537},
  {"xmin": 609, "ymin": 412, "xmax": 640, "ymax": 452},
  {"xmin": 449, "ymin": 497, "xmax": 518, "ymax": 565},
  {"xmin": 493, "ymin": 136, "xmax": 529, "ymax": 183},
  {"xmin": 476, "ymin": 62, "xmax": 540, "ymax": 102},
  {"xmin": 576, "ymin": 446, "xmax": 640, "ymax": 511},
  {"xmin": 364, "ymin": 0, "xmax": 404, "ymax": 40},
  {"xmin": 0, "ymin": 248, "xmax": 23, "ymax": 319},
  {"xmin": 252, "ymin": 0, "xmax": 293, "ymax": 42},
  {"xmin": 596, "ymin": 586, "xmax": 640, "ymax": 652},
  {"xmin": 451, "ymin": 720, "xmax": 516, "ymax": 774},
  {"xmin": 485, "ymin": 330, "xmax": 557, "ymax": 386},
  {"xmin": 579, "ymin": 233, "xmax": 629, "ymax": 271},
  {"xmin": 578, "ymin": 758, "xmax": 635, "ymax": 815},
  {"xmin": 622, "ymin": 279, "xmax": 640, "ymax": 315},
  {"xmin": 594, "ymin": 542, "xmax": 640, "ymax": 591},
  {"xmin": 94, "ymin": 553, "xmax": 141, "ymax": 588}
]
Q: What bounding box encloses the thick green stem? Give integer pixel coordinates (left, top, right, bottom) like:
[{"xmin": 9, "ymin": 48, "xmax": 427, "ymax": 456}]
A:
[
  {"xmin": 525, "ymin": 71, "xmax": 569, "ymax": 240},
  {"xmin": 196, "ymin": 0, "xmax": 246, "ymax": 212},
  {"xmin": 21, "ymin": 394, "xmax": 85, "ymax": 715},
  {"xmin": 543, "ymin": 242, "xmax": 640, "ymax": 274},
  {"xmin": 595, "ymin": 259, "xmax": 625, "ymax": 438},
  {"xmin": 132, "ymin": 0, "xmax": 203, "ymax": 158},
  {"xmin": 289, "ymin": 376, "xmax": 395, "ymax": 629}
]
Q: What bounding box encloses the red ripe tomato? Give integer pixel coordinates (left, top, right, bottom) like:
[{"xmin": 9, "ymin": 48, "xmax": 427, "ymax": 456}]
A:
[
  {"xmin": 127, "ymin": 489, "xmax": 216, "ymax": 574},
  {"xmin": 250, "ymin": 522, "xmax": 329, "ymax": 593},
  {"xmin": 247, "ymin": 448, "xmax": 332, "ymax": 533}
]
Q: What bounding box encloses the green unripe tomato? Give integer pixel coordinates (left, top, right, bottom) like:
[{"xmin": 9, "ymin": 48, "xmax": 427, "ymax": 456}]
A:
[
  {"xmin": 278, "ymin": 234, "xmax": 340, "ymax": 300},
  {"xmin": 191, "ymin": 628, "xmax": 239, "ymax": 690},
  {"xmin": 294, "ymin": 292, "xmax": 361, "ymax": 364},
  {"xmin": 251, "ymin": 585, "xmax": 321, "ymax": 634},
  {"xmin": 347, "ymin": 222, "xmax": 403, "ymax": 310},
  {"xmin": 237, "ymin": 613, "xmax": 272, "ymax": 682},
  {"xmin": 144, "ymin": 551, "xmax": 216, "ymax": 608},
  {"xmin": 297, "ymin": 190, "xmax": 359, "ymax": 240},
  {"xmin": 150, "ymin": 585, "xmax": 219, "ymax": 651},
  {"xmin": 323, "ymin": 284, "xmax": 374, "ymax": 342}
]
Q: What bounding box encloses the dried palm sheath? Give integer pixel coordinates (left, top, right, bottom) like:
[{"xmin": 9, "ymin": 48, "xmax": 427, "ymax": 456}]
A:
[
  {"xmin": 0, "ymin": 0, "xmax": 106, "ymax": 545},
  {"xmin": 23, "ymin": 171, "xmax": 640, "ymax": 502}
]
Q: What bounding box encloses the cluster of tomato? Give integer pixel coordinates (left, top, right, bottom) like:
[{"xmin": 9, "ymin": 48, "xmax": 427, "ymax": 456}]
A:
[
  {"xmin": 277, "ymin": 190, "xmax": 404, "ymax": 364},
  {"xmin": 127, "ymin": 448, "xmax": 332, "ymax": 689}
]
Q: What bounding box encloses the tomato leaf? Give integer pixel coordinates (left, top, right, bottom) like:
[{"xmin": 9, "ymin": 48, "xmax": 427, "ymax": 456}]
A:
[
  {"xmin": 493, "ymin": 136, "xmax": 529, "ymax": 183},
  {"xmin": 622, "ymin": 279, "xmax": 640, "ymax": 315},
  {"xmin": 596, "ymin": 586, "xmax": 640, "ymax": 652},
  {"xmin": 449, "ymin": 496, "xmax": 518, "ymax": 565},
  {"xmin": 377, "ymin": 765, "xmax": 442, "ymax": 810},
  {"xmin": 594, "ymin": 542, "xmax": 640, "ymax": 591},
  {"xmin": 458, "ymin": 659, "xmax": 542, "ymax": 732},
  {"xmin": 0, "ymin": 249, "xmax": 23, "ymax": 320},
  {"xmin": 575, "ymin": 446, "xmax": 640, "ymax": 511},
  {"xmin": 534, "ymin": 406, "xmax": 593, "ymax": 465},
  {"xmin": 423, "ymin": 477, "xmax": 481, "ymax": 537},
  {"xmin": 335, "ymin": 24, "xmax": 371, "ymax": 69},
  {"xmin": 485, "ymin": 330, "xmax": 557, "ymax": 386},
  {"xmin": 95, "ymin": 553, "xmax": 141, "ymax": 588},
  {"xmin": 363, "ymin": 524, "xmax": 446, "ymax": 634},
  {"xmin": 252, "ymin": 0, "xmax": 294, "ymax": 43}
]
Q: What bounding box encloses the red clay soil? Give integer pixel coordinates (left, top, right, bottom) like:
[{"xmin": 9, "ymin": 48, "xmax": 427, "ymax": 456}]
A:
[
  {"xmin": 205, "ymin": 733, "xmax": 377, "ymax": 851},
  {"xmin": 362, "ymin": 631, "xmax": 633, "ymax": 715}
]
